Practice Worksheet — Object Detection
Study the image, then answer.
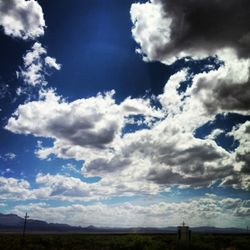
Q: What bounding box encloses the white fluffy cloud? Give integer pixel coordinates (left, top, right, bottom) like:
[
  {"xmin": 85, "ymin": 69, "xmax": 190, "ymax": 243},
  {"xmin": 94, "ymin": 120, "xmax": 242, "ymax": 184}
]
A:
[
  {"xmin": 130, "ymin": 0, "xmax": 172, "ymax": 62},
  {"xmin": 6, "ymin": 89, "xmax": 162, "ymax": 161},
  {"xmin": 6, "ymin": 67, "xmax": 248, "ymax": 193},
  {"xmin": 0, "ymin": 176, "xmax": 31, "ymax": 200},
  {"xmin": 45, "ymin": 56, "xmax": 62, "ymax": 70},
  {"xmin": 36, "ymin": 173, "xmax": 159, "ymax": 201},
  {"xmin": 218, "ymin": 121, "xmax": 250, "ymax": 191},
  {"xmin": 18, "ymin": 42, "xmax": 61, "ymax": 86},
  {"xmin": 0, "ymin": 173, "xmax": 159, "ymax": 202},
  {"xmin": 3, "ymin": 0, "xmax": 250, "ymax": 208},
  {"xmin": 11, "ymin": 196, "xmax": 250, "ymax": 228},
  {"xmin": 0, "ymin": 0, "xmax": 45, "ymax": 40}
]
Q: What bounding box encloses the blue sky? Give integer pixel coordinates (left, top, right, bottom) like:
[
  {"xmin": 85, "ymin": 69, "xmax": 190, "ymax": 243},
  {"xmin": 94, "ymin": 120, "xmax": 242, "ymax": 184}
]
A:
[{"xmin": 0, "ymin": 0, "xmax": 249, "ymax": 228}]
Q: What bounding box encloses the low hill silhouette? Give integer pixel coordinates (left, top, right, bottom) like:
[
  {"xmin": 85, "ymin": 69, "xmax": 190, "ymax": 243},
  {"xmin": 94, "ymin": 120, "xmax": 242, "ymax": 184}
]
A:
[{"xmin": 0, "ymin": 213, "xmax": 249, "ymax": 234}]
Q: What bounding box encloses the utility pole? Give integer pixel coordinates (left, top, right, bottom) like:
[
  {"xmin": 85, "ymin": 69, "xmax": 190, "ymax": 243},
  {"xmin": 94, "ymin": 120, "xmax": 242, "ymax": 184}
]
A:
[{"xmin": 22, "ymin": 212, "xmax": 29, "ymax": 238}]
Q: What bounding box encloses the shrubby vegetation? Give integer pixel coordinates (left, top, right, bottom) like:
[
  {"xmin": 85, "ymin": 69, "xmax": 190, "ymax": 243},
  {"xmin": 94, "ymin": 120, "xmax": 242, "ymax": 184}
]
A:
[{"xmin": 0, "ymin": 233, "xmax": 249, "ymax": 250}]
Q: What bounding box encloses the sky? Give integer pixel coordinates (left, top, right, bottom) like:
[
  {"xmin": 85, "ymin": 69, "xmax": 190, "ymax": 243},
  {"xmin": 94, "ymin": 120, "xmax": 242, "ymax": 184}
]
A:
[{"xmin": 0, "ymin": 0, "xmax": 250, "ymax": 228}]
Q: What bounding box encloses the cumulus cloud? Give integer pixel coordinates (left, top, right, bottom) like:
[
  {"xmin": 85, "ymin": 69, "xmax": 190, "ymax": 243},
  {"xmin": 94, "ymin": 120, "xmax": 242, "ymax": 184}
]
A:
[
  {"xmin": 131, "ymin": 0, "xmax": 250, "ymax": 63},
  {"xmin": 36, "ymin": 173, "xmax": 96, "ymax": 201},
  {"xmin": 131, "ymin": 1, "xmax": 250, "ymax": 116},
  {"xmin": 220, "ymin": 198, "xmax": 241, "ymax": 209},
  {"xmin": 45, "ymin": 56, "xmax": 62, "ymax": 71},
  {"xmin": 0, "ymin": 176, "xmax": 31, "ymax": 200},
  {"xmin": 130, "ymin": 1, "xmax": 172, "ymax": 62},
  {"xmin": 11, "ymin": 196, "xmax": 250, "ymax": 228},
  {"xmin": 0, "ymin": 174, "xmax": 94, "ymax": 202},
  {"xmin": 6, "ymin": 89, "xmax": 120, "ymax": 149},
  {"xmin": 0, "ymin": 158, "xmax": 248, "ymax": 228},
  {"xmin": 127, "ymin": 1, "xmax": 249, "ymax": 193},
  {"xmin": 83, "ymin": 156, "xmax": 131, "ymax": 176},
  {"xmin": 220, "ymin": 175, "xmax": 250, "ymax": 191},
  {"xmin": 6, "ymin": 89, "xmax": 162, "ymax": 160},
  {"xmin": 229, "ymin": 121, "xmax": 250, "ymax": 174},
  {"xmin": 35, "ymin": 173, "xmax": 160, "ymax": 201},
  {"xmin": 109, "ymin": 119, "xmax": 232, "ymax": 189},
  {"xmin": 4, "ymin": 0, "xmax": 250, "ymax": 201},
  {"xmin": 5, "ymin": 70, "xmax": 247, "ymax": 192},
  {"xmin": 0, "ymin": 173, "xmax": 159, "ymax": 202},
  {"xmin": 190, "ymin": 49, "xmax": 250, "ymax": 115},
  {"xmin": 0, "ymin": 0, "xmax": 45, "ymax": 40},
  {"xmin": 18, "ymin": 42, "xmax": 61, "ymax": 86},
  {"xmin": 235, "ymin": 207, "xmax": 250, "ymax": 217},
  {"xmin": 98, "ymin": 65, "xmax": 248, "ymax": 189},
  {"xmin": 1, "ymin": 172, "xmax": 249, "ymax": 226}
]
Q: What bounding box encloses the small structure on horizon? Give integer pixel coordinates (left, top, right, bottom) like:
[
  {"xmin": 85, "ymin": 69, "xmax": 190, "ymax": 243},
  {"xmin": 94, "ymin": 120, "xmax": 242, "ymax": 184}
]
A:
[
  {"xmin": 177, "ymin": 221, "xmax": 191, "ymax": 247},
  {"xmin": 22, "ymin": 212, "xmax": 29, "ymax": 238}
]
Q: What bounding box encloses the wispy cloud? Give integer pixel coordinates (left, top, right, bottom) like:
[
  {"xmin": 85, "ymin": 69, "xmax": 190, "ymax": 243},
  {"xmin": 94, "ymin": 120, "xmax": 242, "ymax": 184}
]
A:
[
  {"xmin": 0, "ymin": 152, "xmax": 16, "ymax": 161},
  {"xmin": 18, "ymin": 42, "xmax": 61, "ymax": 87}
]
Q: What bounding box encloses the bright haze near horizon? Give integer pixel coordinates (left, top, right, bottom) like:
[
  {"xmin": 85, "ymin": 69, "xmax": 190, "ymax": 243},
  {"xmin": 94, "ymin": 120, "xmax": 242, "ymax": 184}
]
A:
[{"xmin": 0, "ymin": 0, "xmax": 249, "ymax": 229}]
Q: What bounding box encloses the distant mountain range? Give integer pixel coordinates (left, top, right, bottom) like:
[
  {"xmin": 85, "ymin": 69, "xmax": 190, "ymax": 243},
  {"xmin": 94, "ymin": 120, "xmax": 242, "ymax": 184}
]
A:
[{"xmin": 0, "ymin": 213, "xmax": 249, "ymax": 234}]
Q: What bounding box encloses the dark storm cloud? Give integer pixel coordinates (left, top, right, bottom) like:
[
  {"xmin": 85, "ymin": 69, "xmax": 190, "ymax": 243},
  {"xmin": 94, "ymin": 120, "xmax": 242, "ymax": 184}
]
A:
[{"xmin": 156, "ymin": 0, "xmax": 250, "ymax": 59}]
